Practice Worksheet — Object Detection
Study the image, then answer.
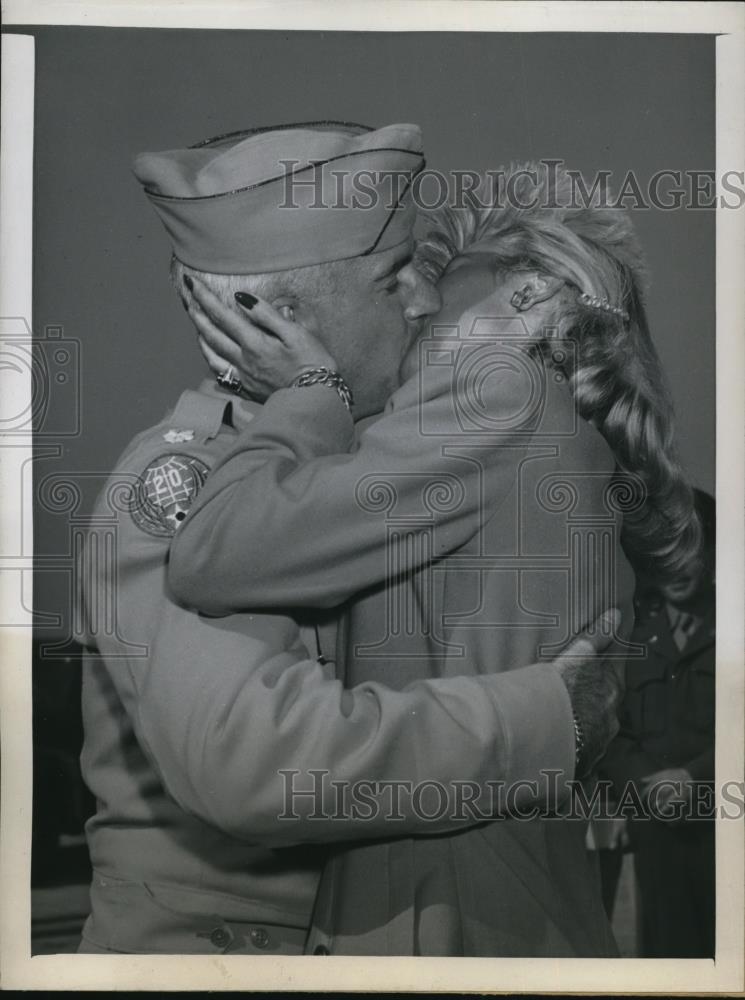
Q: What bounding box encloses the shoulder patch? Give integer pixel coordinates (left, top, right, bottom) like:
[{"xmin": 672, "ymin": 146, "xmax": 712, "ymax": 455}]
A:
[{"xmin": 130, "ymin": 453, "xmax": 210, "ymax": 537}]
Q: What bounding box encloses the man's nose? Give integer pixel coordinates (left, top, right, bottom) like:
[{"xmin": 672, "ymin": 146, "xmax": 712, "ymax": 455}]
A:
[{"xmin": 399, "ymin": 265, "xmax": 441, "ymax": 322}]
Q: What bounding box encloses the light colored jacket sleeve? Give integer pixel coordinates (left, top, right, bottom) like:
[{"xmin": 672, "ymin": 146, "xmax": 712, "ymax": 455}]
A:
[
  {"xmin": 80, "ymin": 406, "xmax": 575, "ymax": 848},
  {"xmin": 83, "ymin": 505, "xmax": 577, "ymax": 847},
  {"xmin": 169, "ymin": 361, "xmax": 536, "ymax": 612},
  {"xmin": 136, "ymin": 605, "xmax": 576, "ymax": 845}
]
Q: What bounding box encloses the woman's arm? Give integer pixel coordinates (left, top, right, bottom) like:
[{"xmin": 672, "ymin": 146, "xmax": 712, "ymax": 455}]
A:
[
  {"xmin": 169, "ymin": 363, "xmax": 536, "ymax": 613},
  {"xmin": 169, "ymin": 278, "xmax": 540, "ymax": 614}
]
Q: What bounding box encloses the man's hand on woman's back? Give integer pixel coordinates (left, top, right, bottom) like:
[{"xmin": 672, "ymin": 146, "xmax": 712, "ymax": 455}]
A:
[{"xmin": 553, "ymin": 609, "xmax": 625, "ymax": 777}]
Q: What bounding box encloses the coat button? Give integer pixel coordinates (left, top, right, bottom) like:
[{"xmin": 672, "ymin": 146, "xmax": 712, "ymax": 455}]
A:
[
  {"xmin": 209, "ymin": 927, "xmax": 231, "ymax": 949},
  {"xmin": 250, "ymin": 927, "xmax": 271, "ymax": 950},
  {"xmin": 313, "ymin": 944, "xmax": 330, "ymax": 955}
]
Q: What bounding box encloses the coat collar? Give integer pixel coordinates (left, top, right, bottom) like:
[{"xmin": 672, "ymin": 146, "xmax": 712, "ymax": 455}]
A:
[{"xmin": 197, "ymin": 377, "xmax": 262, "ymax": 433}]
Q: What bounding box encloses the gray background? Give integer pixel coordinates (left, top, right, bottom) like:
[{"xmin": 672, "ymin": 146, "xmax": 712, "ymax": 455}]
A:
[{"xmin": 11, "ymin": 28, "xmax": 714, "ymax": 633}]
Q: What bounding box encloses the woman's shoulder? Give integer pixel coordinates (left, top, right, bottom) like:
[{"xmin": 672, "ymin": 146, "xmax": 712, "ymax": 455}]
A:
[{"xmin": 537, "ymin": 371, "xmax": 616, "ymax": 475}]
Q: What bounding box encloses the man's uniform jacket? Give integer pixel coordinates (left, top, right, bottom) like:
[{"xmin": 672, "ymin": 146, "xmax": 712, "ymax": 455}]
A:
[
  {"xmin": 169, "ymin": 351, "xmax": 637, "ymax": 956},
  {"xmin": 77, "ymin": 373, "xmax": 580, "ymax": 955},
  {"xmin": 602, "ymin": 578, "xmax": 715, "ymax": 794},
  {"xmin": 600, "ymin": 575, "xmax": 715, "ymax": 957}
]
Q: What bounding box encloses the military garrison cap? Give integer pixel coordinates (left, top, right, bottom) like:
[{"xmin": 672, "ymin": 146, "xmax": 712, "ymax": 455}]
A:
[{"xmin": 133, "ymin": 120, "xmax": 424, "ymax": 274}]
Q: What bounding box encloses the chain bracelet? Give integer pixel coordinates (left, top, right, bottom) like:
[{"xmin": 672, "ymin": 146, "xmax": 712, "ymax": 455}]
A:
[
  {"xmin": 290, "ymin": 367, "xmax": 354, "ymax": 411},
  {"xmin": 572, "ymin": 711, "xmax": 588, "ymax": 779}
]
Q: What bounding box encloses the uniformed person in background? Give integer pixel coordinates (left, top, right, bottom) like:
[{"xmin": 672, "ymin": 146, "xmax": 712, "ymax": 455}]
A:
[
  {"xmin": 76, "ymin": 121, "xmax": 621, "ymax": 955},
  {"xmin": 601, "ymin": 489, "xmax": 715, "ymax": 956}
]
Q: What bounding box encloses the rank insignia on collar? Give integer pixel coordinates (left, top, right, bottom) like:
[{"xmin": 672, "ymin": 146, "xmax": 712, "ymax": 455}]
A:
[
  {"xmin": 131, "ymin": 453, "xmax": 210, "ymax": 537},
  {"xmin": 163, "ymin": 428, "xmax": 195, "ymax": 443}
]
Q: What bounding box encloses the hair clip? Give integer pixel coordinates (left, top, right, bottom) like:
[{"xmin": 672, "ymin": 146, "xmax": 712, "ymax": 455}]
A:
[
  {"xmin": 577, "ymin": 291, "xmax": 629, "ymax": 323},
  {"xmin": 510, "ymin": 285, "xmax": 532, "ymax": 311}
]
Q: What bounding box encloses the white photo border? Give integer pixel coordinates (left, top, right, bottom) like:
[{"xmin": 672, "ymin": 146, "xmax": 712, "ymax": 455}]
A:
[{"xmin": 1, "ymin": 1, "xmax": 743, "ymax": 993}]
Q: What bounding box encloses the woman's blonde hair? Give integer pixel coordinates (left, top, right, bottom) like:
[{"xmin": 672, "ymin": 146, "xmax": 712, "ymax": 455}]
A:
[{"xmin": 415, "ymin": 164, "xmax": 702, "ymax": 587}]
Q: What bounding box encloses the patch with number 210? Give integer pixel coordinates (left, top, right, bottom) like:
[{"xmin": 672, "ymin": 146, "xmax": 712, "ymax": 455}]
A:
[{"xmin": 131, "ymin": 453, "xmax": 210, "ymax": 538}]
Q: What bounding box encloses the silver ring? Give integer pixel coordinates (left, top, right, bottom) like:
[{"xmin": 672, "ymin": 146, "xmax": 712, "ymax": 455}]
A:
[{"xmin": 216, "ymin": 365, "xmax": 243, "ymax": 394}]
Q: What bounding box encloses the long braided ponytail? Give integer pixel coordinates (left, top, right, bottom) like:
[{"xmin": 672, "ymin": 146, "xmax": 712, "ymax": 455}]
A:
[{"xmin": 415, "ymin": 165, "xmax": 702, "ymax": 587}]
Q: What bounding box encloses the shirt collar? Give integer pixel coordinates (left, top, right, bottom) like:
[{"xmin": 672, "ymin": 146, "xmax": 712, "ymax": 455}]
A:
[{"xmin": 197, "ymin": 377, "xmax": 262, "ymax": 432}]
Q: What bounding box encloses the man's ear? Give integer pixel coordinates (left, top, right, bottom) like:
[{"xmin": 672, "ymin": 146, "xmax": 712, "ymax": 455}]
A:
[{"xmin": 511, "ymin": 271, "xmax": 565, "ymax": 311}]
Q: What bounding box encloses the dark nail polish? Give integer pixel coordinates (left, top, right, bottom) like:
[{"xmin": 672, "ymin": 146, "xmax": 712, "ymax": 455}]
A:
[
  {"xmin": 183, "ymin": 275, "xmax": 194, "ymax": 292},
  {"xmin": 235, "ymin": 291, "xmax": 257, "ymax": 309}
]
